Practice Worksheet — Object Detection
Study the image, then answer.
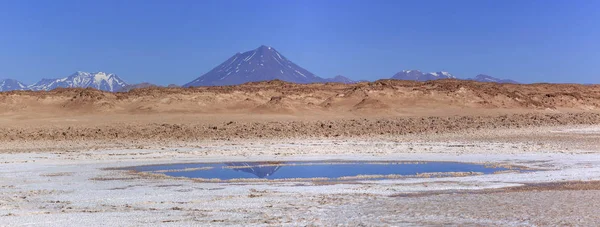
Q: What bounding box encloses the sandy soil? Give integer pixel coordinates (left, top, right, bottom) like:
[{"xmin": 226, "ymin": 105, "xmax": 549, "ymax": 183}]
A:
[{"xmin": 1, "ymin": 81, "xmax": 600, "ymax": 226}]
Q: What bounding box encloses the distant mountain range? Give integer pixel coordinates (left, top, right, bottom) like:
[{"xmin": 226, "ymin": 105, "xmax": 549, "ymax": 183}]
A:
[
  {"xmin": 1, "ymin": 45, "xmax": 524, "ymax": 92},
  {"xmin": 470, "ymin": 74, "xmax": 519, "ymax": 84},
  {"xmin": 0, "ymin": 79, "xmax": 27, "ymax": 92},
  {"xmin": 391, "ymin": 70, "xmax": 456, "ymax": 81},
  {"xmin": 1, "ymin": 71, "xmax": 128, "ymax": 92},
  {"xmin": 325, "ymin": 75, "xmax": 357, "ymax": 83},
  {"xmin": 29, "ymin": 71, "xmax": 128, "ymax": 92},
  {"xmin": 389, "ymin": 70, "xmax": 520, "ymax": 84}
]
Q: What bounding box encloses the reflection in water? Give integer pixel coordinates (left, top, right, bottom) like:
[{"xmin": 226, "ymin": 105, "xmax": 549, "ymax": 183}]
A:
[
  {"xmin": 133, "ymin": 161, "xmax": 524, "ymax": 181},
  {"xmin": 225, "ymin": 162, "xmax": 283, "ymax": 178}
]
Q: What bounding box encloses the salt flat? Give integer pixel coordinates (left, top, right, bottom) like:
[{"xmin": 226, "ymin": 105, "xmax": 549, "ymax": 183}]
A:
[{"xmin": 2, "ymin": 125, "xmax": 600, "ymax": 226}]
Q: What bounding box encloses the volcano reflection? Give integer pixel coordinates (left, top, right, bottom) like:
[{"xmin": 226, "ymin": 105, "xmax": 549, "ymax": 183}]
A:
[{"xmin": 225, "ymin": 162, "xmax": 283, "ymax": 178}]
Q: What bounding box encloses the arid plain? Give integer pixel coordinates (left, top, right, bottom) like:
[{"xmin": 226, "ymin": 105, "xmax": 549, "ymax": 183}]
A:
[{"xmin": 2, "ymin": 80, "xmax": 600, "ymax": 226}]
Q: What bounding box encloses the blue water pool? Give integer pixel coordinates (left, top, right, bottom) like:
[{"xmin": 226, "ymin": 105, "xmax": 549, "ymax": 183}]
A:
[{"xmin": 130, "ymin": 161, "xmax": 519, "ymax": 181}]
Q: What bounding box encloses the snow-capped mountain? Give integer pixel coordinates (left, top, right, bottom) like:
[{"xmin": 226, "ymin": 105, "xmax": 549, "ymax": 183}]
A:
[
  {"xmin": 28, "ymin": 71, "xmax": 128, "ymax": 92},
  {"xmin": 391, "ymin": 70, "xmax": 425, "ymax": 81},
  {"xmin": 472, "ymin": 74, "xmax": 518, "ymax": 84},
  {"xmin": 0, "ymin": 79, "xmax": 28, "ymax": 92},
  {"xmin": 425, "ymin": 71, "xmax": 456, "ymax": 79},
  {"xmin": 391, "ymin": 70, "xmax": 456, "ymax": 81},
  {"xmin": 184, "ymin": 45, "xmax": 326, "ymax": 87}
]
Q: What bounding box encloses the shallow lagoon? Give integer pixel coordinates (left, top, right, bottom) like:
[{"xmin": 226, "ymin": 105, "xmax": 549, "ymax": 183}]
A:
[{"xmin": 132, "ymin": 161, "xmax": 518, "ymax": 181}]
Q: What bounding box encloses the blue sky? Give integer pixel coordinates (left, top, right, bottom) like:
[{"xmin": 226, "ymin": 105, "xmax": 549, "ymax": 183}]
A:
[{"xmin": 1, "ymin": 0, "xmax": 598, "ymax": 85}]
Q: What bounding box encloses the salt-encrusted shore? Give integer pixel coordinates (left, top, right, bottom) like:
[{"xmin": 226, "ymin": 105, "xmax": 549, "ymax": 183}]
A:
[{"xmin": 1, "ymin": 125, "xmax": 600, "ymax": 226}]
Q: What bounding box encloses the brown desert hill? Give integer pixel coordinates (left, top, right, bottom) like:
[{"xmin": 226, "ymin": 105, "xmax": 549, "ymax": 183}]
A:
[
  {"xmin": 1, "ymin": 79, "xmax": 600, "ymax": 147},
  {"xmin": 117, "ymin": 83, "xmax": 160, "ymax": 92},
  {"xmin": 1, "ymin": 79, "xmax": 600, "ymax": 117},
  {"xmin": 61, "ymin": 88, "xmax": 118, "ymax": 112},
  {"xmin": 352, "ymin": 97, "xmax": 390, "ymax": 111},
  {"xmin": 253, "ymin": 96, "xmax": 296, "ymax": 114}
]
